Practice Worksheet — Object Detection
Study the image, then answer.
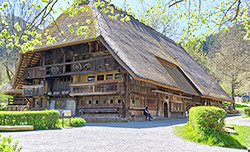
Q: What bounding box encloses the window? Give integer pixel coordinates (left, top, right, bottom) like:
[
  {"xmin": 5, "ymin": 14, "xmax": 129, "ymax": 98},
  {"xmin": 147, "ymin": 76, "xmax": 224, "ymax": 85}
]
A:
[
  {"xmin": 93, "ymin": 96, "xmax": 99, "ymax": 107},
  {"xmin": 115, "ymin": 74, "xmax": 122, "ymax": 80},
  {"xmin": 86, "ymin": 97, "xmax": 92, "ymax": 107},
  {"xmin": 135, "ymin": 97, "xmax": 140, "ymax": 107},
  {"xmin": 97, "ymin": 75, "xmax": 104, "ymax": 81},
  {"xmin": 115, "ymin": 96, "xmax": 122, "ymax": 106},
  {"xmin": 88, "ymin": 76, "xmax": 95, "ymax": 82},
  {"xmin": 106, "ymin": 74, "xmax": 113, "ymax": 80},
  {"xmin": 130, "ymin": 96, "xmax": 135, "ymax": 106},
  {"xmin": 108, "ymin": 96, "xmax": 114, "ymax": 106},
  {"xmin": 55, "ymin": 101, "xmax": 66, "ymax": 109},
  {"xmin": 172, "ymin": 103, "xmax": 182, "ymax": 112},
  {"xmin": 100, "ymin": 96, "xmax": 106, "ymax": 107}
]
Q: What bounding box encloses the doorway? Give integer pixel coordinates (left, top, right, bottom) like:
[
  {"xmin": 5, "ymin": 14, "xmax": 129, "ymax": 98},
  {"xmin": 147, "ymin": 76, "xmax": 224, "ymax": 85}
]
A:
[{"xmin": 164, "ymin": 102, "xmax": 168, "ymax": 118}]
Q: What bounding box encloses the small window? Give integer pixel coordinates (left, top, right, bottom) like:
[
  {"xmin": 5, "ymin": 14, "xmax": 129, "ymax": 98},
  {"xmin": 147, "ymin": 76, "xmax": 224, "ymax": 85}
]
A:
[
  {"xmin": 86, "ymin": 97, "xmax": 92, "ymax": 107},
  {"xmin": 130, "ymin": 96, "xmax": 135, "ymax": 105},
  {"xmin": 93, "ymin": 96, "xmax": 99, "ymax": 107},
  {"xmin": 135, "ymin": 97, "xmax": 140, "ymax": 107},
  {"xmin": 165, "ymin": 96, "xmax": 168, "ymax": 99},
  {"xmin": 106, "ymin": 74, "xmax": 113, "ymax": 80},
  {"xmin": 97, "ymin": 75, "xmax": 104, "ymax": 81},
  {"xmin": 88, "ymin": 76, "xmax": 95, "ymax": 82},
  {"xmin": 100, "ymin": 96, "xmax": 106, "ymax": 107},
  {"xmin": 115, "ymin": 96, "xmax": 122, "ymax": 106},
  {"xmin": 55, "ymin": 101, "xmax": 66, "ymax": 109},
  {"xmin": 108, "ymin": 96, "xmax": 114, "ymax": 106},
  {"xmin": 115, "ymin": 74, "xmax": 122, "ymax": 80}
]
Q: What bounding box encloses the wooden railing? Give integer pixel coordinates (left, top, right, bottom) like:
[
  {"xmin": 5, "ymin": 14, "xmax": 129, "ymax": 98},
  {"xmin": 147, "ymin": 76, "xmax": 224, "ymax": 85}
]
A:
[
  {"xmin": 22, "ymin": 84, "xmax": 44, "ymax": 97},
  {"xmin": 8, "ymin": 98, "xmax": 27, "ymax": 105},
  {"xmin": 70, "ymin": 79, "xmax": 123, "ymax": 96},
  {"xmin": 24, "ymin": 57, "xmax": 119, "ymax": 78}
]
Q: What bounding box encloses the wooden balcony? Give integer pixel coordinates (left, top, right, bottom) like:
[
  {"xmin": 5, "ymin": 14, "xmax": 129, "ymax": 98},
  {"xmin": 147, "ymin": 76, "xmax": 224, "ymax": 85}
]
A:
[
  {"xmin": 22, "ymin": 85, "xmax": 45, "ymax": 97},
  {"xmin": 69, "ymin": 79, "xmax": 124, "ymax": 96},
  {"xmin": 23, "ymin": 57, "xmax": 120, "ymax": 79},
  {"xmin": 8, "ymin": 98, "xmax": 27, "ymax": 105}
]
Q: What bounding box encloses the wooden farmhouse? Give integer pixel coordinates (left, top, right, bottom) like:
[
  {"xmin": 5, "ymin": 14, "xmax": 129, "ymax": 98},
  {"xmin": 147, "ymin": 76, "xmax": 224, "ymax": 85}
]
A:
[{"xmin": 9, "ymin": 1, "xmax": 233, "ymax": 120}]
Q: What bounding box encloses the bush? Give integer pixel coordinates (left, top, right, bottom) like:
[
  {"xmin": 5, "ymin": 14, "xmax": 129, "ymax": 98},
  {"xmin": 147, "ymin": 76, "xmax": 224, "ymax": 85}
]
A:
[
  {"xmin": 0, "ymin": 134, "xmax": 22, "ymax": 151},
  {"xmin": 71, "ymin": 117, "xmax": 86, "ymax": 127},
  {"xmin": 244, "ymin": 107, "xmax": 250, "ymax": 116},
  {"xmin": 0, "ymin": 106, "xmax": 8, "ymax": 111},
  {"xmin": 189, "ymin": 106, "xmax": 226, "ymax": 132},
  {"xmin": 0, "ymin": 110, "xmax": 59, "ymax": 130}
]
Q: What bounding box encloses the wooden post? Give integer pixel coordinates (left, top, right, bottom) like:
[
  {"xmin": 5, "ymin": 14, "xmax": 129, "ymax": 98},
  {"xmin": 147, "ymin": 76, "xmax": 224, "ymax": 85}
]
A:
[
  {"xmin": 69, "ymin": 116, "xmax": 71, "ymax": 127},
  {"xmin": 62, "ymin": 113, "xmax": 64, "ymax": 128}
]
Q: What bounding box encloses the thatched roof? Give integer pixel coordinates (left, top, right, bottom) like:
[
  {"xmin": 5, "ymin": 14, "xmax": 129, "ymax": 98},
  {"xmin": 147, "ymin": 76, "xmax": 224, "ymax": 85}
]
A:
[
  {"xmin": 13, "ymin": 0, "xmax": 232, "ymax": 102},
  {"xmin": 0, "ymin": 81, "xmax": 12, "ymax": 92}
]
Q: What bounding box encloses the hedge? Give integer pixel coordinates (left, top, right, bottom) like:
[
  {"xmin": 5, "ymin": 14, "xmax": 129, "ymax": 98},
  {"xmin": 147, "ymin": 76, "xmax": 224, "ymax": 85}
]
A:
[
  {"xmin": 244, "ymin": 107, "xmax": 250, "ymax": 116},
  {"xmin": 189, "ymin": 106, "xmax": 226, "ymax": 132},
  {"xmin": 0, "ymin": 110, "xmax": 59, "ymax": 130},
  {"xmin": 0, "ymin": 106, "xmax": 8, "ymax": 111},
  {"xmin": 71, "ymin": 117, "xmax": 86, "ymax": 127}
]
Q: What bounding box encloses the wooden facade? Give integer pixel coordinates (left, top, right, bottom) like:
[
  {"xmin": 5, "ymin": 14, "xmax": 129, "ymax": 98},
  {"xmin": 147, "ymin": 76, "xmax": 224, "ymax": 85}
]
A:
[{"xmin": 9, "ymin": 40, "xmax": 224, "ymax": 120}]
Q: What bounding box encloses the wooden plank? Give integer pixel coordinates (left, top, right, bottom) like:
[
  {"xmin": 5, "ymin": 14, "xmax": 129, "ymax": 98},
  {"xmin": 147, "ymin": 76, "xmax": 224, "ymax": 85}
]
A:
[
  {"xmin": 152, "ymin": 90, "xmax": 193, "ymax": 100},
  {"xmin": 0, "ymin": 126, "xmax": 34, "ymax": 131}
]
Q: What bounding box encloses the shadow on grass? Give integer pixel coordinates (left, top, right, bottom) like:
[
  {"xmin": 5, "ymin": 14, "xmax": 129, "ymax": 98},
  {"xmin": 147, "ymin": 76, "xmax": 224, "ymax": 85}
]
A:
[{"xmin": 174, "ymin": 125, "xmax": 247, "ymax": 150}]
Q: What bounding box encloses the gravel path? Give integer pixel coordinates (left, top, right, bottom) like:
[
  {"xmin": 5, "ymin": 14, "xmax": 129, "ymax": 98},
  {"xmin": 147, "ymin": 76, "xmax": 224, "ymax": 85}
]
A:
[
  {"xmin": 1, "ymin": 118, "xmax": 245, "ymax": 152},
  {"xmin": 226, "ymin": 117, "xmax": 250, "ymax": 126}
]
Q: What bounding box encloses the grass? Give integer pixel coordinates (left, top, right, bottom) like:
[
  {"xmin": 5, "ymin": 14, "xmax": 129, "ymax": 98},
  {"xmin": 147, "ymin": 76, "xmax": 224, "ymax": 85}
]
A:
[
  {"xmin": 235, "ymin": 104, "xmax": 249, "ymax": 113},
  {"xmin": 173, "ymin": 124, "xmax": 250, "ymax": 150}
]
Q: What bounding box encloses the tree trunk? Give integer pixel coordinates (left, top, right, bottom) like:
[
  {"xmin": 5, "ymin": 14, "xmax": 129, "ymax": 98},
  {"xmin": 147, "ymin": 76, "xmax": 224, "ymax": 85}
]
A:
[
  {"xmin": 4, "ymin": 64, "xmax": 11, "ymax": 81},
  {"xmin": 231, "ymin": 79, "xmax": 235, "ymax": 109}
]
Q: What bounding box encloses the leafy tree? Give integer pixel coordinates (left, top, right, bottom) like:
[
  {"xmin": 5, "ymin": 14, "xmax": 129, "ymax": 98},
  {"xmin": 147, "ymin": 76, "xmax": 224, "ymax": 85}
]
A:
[{"xmin": 208, "ymin": 25, "xmax": 250, "ymax": 101}]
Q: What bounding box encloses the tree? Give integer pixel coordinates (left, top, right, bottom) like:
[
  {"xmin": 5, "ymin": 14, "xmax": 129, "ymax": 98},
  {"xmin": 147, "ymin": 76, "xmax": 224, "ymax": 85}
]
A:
[
  {"xmin": 0, "ymin": 0, "xmax": 53, "ymax": 81},
  {"xmin": 208, "ymin": 25, "xmax": 250, "ymax": 102}
]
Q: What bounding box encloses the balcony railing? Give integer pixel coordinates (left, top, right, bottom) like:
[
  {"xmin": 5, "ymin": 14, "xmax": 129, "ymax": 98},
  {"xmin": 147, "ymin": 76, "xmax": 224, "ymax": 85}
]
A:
[
  {"xmin": 24, "ymin": 57, "xmax": 119, "ymax": 78},
  {"xmin": 22, "ymin": 84, "xmax": 44, "ymax": 97},
  {"xmin": 69, "ymin": 79, "xmax": 124, "ymax": 96},
  {"xmin": 8, "ymin": 98, "xmax": 27, "ymax": 105}
]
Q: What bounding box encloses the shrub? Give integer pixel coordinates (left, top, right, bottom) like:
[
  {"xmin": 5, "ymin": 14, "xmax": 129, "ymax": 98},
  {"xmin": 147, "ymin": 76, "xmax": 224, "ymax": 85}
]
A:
[
  {"xmin": 244, "ymin": 108, "xmax": 250, "ymax": 116},
  {"xmin": 0, "ymin": 110, "xmax": 59, "ymax": 130},
  {"xmin": 189, "ymin": 106, "xmax": 226, "ymax": 132},
  {"xmin": 0, "ymin": 134, "xmax": 22, "ymax": 152},
  {"xmin": 71, "ymin": 117, "xmax": 86, "ymax": 127},
  {"xmin": 0, "ymin": 106, "xmax": 8, "ymax": 111}
]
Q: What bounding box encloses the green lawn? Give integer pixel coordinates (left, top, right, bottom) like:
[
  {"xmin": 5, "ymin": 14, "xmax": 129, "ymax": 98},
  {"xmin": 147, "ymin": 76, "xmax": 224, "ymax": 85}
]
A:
[
  {"xmin": 173, "ymin": 124, "xmax": 250, "ymax": 150},
  {"xmin": 235, "ymin": 104, "xmax": 249, "ymax": 113}
]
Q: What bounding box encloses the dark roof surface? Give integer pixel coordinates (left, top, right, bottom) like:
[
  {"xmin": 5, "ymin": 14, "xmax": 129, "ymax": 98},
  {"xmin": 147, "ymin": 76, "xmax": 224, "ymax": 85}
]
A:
[{"xmin": 16, "ymin": 0, "xmax": 232, "ymax": 101}]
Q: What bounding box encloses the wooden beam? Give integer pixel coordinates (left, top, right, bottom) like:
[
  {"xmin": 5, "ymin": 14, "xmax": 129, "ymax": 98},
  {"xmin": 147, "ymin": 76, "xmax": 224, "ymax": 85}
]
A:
[
  {"xmin": 135, "ymin": 77, "xmax": 179, "ymax": 91},
  {"xmin": 155, "ymin": 56, "xmax": 177, "ymax": 68},
  {"xmin": 201, "ymin": 96, "xmax": 234, "ymax": 103},
  {"xmin": 152, "ymin": 90, "xmax": 193, "ymax": 100}
]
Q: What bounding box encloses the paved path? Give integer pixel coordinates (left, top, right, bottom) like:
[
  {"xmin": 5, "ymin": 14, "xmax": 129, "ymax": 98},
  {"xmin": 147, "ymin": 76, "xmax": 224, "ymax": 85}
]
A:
[
  {"xmin": 226, "ymin": 117, "xmax": 250, "ymax": 126},
  {"xmin": 1, "ymin": 118, "xmax": 245, "ymax": 152}
]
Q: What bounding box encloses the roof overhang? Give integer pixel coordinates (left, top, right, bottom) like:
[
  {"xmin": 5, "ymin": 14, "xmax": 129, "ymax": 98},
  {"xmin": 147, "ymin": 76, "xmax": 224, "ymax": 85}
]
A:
[{"xmin": 201, "ymin": 96, "xmax": 234, "ymax": 103}]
